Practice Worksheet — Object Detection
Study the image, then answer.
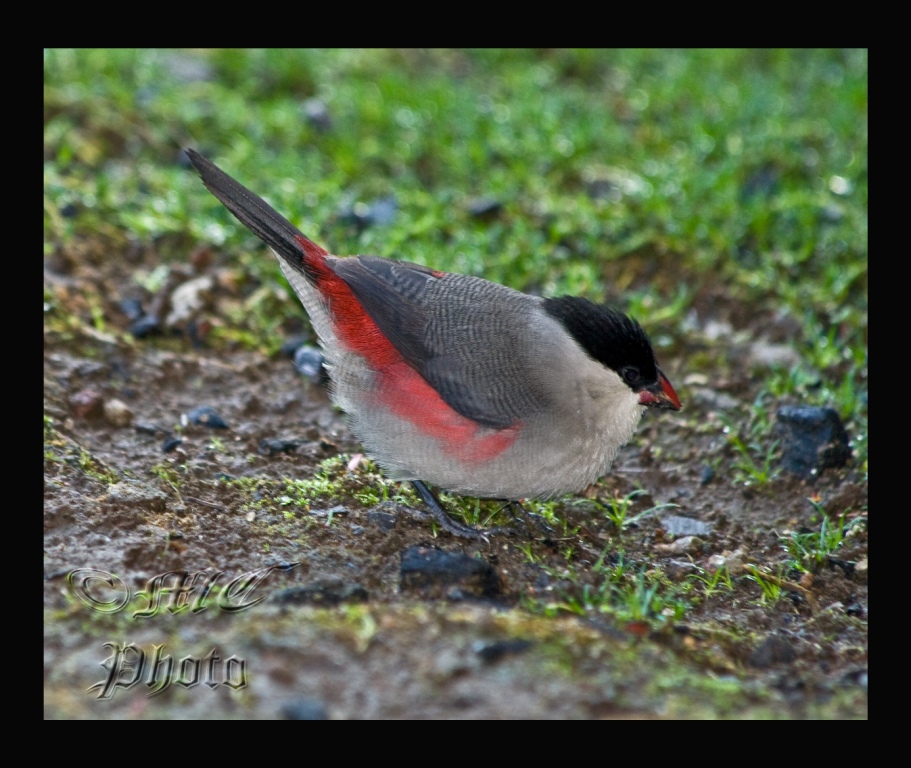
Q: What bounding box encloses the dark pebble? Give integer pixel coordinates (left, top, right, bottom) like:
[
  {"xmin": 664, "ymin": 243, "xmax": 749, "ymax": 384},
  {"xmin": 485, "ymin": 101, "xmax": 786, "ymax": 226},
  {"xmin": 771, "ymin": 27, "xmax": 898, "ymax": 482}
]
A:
[
  {"xmin": 774, "ymin": 405, "xmax": 851, "ymax": 479},
  {"xmin": 71, "ymin": 389, "xmax": 104, "ymax": 420},
  {"xmin": 700, "ymin": 465, "xmax": 716, "ymax": 485},
  {"xmin": 161, "ymin": 436, "xmax": 183, "ymax": 453},
  {"xmin": 293, "ymin": 345, "xmax": 328, "ymax": 383},
  {"xmin": 118, "ymin": 297, "xmax": 145, "ymax": 321},
  {"xmin": 748, "ymin": 634, "xmax": 796, "ymax": 668},
  {"xmin": 260, "ymin": 437, "xmax": 303, "ymax": 455},
  {"xmin": 187, "ymin": 406, "xmax": 228, "ymax": 429},
  {"xmin": 400, "ymin": 546, "xmax": 500, "ymax": 599},
  {"xmin": 340, "ymin": 196, "xmax": 397, "ymax": 230},
  {"xmin": 585, "ymin": 178, "xmax": 617, "ymax": 200},
  {"xmin": 474, "ymin": 639, "xmax": 533, "ymax": 662},
  {"xmin": 129, "ymin": 314, "xmax": 162, "ymax": 338},
  {"xmin": 271, "ymin": 580, "xmax": 368, "ymax": 606},
  {"xmin": 366, "ymin": 508, "xmax": 397, "ymax": 532},
  {"xmin": 467, "ymin": 197, "xmax": 503, "ymax": 218},
  {"xmin": 827, "ymin": 557, "xmax": 856, "ymax": 578},
  {"xmin": 135, "ymin": 422, "xmax": 168, "ymax": 435},
  {"xmin": 280, "ymin": 698, "xmax": 329, "ymax": 720}
]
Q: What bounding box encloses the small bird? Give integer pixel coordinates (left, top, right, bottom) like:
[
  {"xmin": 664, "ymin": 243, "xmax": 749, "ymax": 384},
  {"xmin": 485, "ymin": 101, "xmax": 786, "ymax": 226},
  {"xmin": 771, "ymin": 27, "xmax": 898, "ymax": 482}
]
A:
[{"xmin": 187, "ymin": 150, "xmax": 681, "ymax": 537}]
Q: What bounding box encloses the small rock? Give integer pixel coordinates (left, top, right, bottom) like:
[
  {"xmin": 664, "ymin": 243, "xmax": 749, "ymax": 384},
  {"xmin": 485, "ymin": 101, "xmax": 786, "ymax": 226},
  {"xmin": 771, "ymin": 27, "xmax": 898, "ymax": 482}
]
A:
[
  {"xmin": 118, "ymin": 297, "xmax": 144, "ymax": 321},
  {"xmin": 293, "ymin": 345, "xmax": 328, "ymax": 383},
  {"xmin": 260, "ymin": 437, "xmax": 304, "ymax": 455},
  {"xmin": 691, "ymin": 387, "xmax": 740, "ymax": 411},
  {"xmin": 748, "ymin": 340, "xmax": 801, "ymax": 369},
  {"xmin": 659, "ymin": 535, "xmax": 704, "ymax": 555},
  {"xmin": 103, "ymin": 480, "xmax": 168, "ymax": 509},
  {"xmin": 684, "ymin": 373, "xmax": 709, "ymax": 387},
  {"xmin": 339, "ymin": 196, "xmax": 397, "ymax": 230},
  {"xmin": 129, "ymin": 314, "xmax": 162, "ymax": 338},
  {"xmin": 662, "ymin": 515, "xmax": 712, "ymax": 538},
  {"xmin": 166, "ymin": 275, "xmax": 214, "ymax": 328},
  {"xmin": 665, "ymin": 559, "xmax": 700, "ymax": 579},
  {"xmin": 103, "ymin": 398, "xmax": 133, "ymax": 428},
  {"xmin": 71, "ymin": 388, "xmax": 104, "ymax": 420},
  {"xmin": 700, "ymin": 465, "xmax": 716, "ymax": 486},
  {"xmin": 162, "ymin": 436, "xmax": 182, "ymax": 453},
  {"xmin": 749, "ymin": 634, "xmax": 796, "ymax": 668},
  {"xmin": 707, "ymin": 547, "xmax": 747, "ymax": 573},
  {"xmin": 400, "ymin": 546, "xmax": 500, "ymax": 599},
  {"xmin": 186, "ymin": 406, "xmax": 228, "ymax": 429},
  {"xmin": 466, "ymin": 197, "xmax": 503, "ymax": 218},
  {"xmin": 280, "ymin": 698, "xmax": 329, "ymax": 720},
  {"xmin": 366, "ymin": 508, "xmax": 397, "ymax": 531},
  {"xmin": 706, "ymin": 554, "xmax": 727, "ymax": 572},
  {"xmin": 774, "ymin": 405, "xmax": 851, "ymax": 479},
  {"xmin": 474, "ymin": 639, "xmax": 533, "ymax": 662}
]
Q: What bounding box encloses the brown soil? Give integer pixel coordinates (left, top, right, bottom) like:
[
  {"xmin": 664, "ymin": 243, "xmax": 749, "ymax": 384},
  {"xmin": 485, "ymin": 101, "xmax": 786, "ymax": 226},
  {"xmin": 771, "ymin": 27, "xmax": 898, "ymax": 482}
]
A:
[{"xmin": 43, "ymin": 243, "xmax": 867, "ymax": 719}]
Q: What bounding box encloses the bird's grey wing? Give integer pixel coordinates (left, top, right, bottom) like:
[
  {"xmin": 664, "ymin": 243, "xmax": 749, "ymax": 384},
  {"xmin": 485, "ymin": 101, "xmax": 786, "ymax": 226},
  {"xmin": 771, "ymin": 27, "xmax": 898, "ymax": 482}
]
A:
[{"xmin": 330, "ymin": 257, "xmax": 552, "ymax": 428}]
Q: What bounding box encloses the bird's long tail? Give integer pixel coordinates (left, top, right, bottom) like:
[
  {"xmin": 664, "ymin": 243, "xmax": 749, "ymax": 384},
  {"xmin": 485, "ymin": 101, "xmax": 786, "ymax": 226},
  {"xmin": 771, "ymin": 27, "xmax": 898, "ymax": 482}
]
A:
[{"xmin": 185, "ymin": 149, "xmax": 328, "ymax": 281}]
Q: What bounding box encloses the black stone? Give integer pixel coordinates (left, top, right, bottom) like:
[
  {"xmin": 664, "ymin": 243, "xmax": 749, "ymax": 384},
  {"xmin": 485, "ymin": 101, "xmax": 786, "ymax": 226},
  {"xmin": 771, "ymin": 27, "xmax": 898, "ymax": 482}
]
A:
[
  {"xmin": 187, "ymin": 406, "xmax": 228, "ymax": 429},
  {"xmin": 260, "ymin": 437, "xmax": 304, "ymax": 455},
  {"xmin": 366, "ymin": 509, "xmax": 398, "ymax": 532},
  {"xmin": 474, "ymin": 639, "xmax": 533, "ymax": 662},
  {"xmin": 774, "ymin": 405, "xmax": 851, "ymax": 479},
  {"xmin": 129, "ymin": 314, "xmax": 162, "ymax": 338},
  {"xmin": 162, "ymin": 436, "xmax": 183, "ymax": 453},
  {"xmin": 400, "ymin": 546, "xmax": 500, "ymax": 599}
]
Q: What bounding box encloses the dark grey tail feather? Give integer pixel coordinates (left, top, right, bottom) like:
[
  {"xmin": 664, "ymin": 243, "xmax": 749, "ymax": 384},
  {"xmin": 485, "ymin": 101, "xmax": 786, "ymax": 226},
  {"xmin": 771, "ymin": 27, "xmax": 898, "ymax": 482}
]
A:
[{"xmin": 185, "ymin": 149, "xmax": 316, "ymax": 273}]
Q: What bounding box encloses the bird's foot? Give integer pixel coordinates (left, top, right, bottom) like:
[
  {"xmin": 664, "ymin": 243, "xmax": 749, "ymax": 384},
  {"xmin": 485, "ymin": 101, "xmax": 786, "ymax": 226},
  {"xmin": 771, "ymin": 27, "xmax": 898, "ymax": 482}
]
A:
[{"xmin": 410, "ymin": 481, "xmax": 514, "ymax": 540}]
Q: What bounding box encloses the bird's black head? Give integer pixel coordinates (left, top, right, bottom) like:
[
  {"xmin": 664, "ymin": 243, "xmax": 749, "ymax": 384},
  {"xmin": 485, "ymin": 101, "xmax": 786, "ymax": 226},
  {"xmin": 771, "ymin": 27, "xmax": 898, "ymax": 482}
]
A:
[{"xmin": 543, "ymin": 296, "xmax": 680, "ymax": 409}]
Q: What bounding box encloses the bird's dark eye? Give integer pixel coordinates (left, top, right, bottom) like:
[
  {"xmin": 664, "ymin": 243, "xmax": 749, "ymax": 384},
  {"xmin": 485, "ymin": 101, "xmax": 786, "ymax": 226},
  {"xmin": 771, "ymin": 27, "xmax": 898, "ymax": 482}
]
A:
[{"xmin": 621, "ymin": 366, "xmax": 640, "ymax": 385}]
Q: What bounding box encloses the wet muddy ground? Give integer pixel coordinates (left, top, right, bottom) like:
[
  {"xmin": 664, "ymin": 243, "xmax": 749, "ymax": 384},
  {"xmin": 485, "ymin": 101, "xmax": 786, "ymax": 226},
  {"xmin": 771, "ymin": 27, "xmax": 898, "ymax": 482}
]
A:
[{"xmin": 43, "ymin": 247, "xmax": 867, "ymax": 719}]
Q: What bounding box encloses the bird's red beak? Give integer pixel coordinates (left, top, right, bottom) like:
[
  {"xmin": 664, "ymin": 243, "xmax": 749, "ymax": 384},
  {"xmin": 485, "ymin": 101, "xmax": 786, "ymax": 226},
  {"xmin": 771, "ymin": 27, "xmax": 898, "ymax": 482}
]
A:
[{"xmin": 638, "ymin": 371, "xmax": 681, "ymax": 411}]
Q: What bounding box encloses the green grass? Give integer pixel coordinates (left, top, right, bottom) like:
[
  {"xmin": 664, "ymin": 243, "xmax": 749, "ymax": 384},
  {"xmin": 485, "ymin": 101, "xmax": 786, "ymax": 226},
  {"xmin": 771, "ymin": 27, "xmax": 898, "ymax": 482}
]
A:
[
  {"xmin": 44, "ymin": 48, "xmax": 868, "ymax": 471},
  {"xmin": 781, "ymin": 500, "xmax": 865, "ymax": 574}
]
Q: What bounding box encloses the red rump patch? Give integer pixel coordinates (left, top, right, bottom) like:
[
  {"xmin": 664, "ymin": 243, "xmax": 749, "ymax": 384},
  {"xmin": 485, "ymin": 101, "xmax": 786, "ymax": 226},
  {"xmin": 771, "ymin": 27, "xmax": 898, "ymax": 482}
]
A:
[
  {"xmin": 295, "ymin": 235, "xmax": 517, "ymax": 464},
  {"xmin": 295, "ymin": 235, "xmax": 400, "ymax": 368},
  {"xmin": 377, "ymin": 362, "xmax": 519, "ymax": 463}
]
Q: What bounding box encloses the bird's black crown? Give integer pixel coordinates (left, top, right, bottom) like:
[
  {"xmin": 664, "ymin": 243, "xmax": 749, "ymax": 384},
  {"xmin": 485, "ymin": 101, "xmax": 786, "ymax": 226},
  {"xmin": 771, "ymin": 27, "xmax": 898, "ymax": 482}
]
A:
[{"xmin": 542, "ymin": 296, "xmax": 659, "ymax": 391}]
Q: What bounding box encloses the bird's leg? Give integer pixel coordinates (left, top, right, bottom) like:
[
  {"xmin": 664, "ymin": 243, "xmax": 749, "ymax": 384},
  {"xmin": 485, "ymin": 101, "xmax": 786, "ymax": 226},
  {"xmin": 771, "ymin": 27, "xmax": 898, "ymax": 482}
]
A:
[{"xmin": 410, "ymin": 481, "xmax": 511, "ymax": 540}]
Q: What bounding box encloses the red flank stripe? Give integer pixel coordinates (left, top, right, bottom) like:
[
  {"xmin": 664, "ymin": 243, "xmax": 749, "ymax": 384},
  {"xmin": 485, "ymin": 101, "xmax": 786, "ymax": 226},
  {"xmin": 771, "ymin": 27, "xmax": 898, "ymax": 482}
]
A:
[
  {"xmin": 295, "ymin": 235, "xmax": 517, "ymax": 464},
  {"xmin": 295, "ymin": 235, "xmax": 401, "ymax": 369},
  {"xmin": 377, "ymin": 362, "xmax": 519, "ymax": 464}
]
